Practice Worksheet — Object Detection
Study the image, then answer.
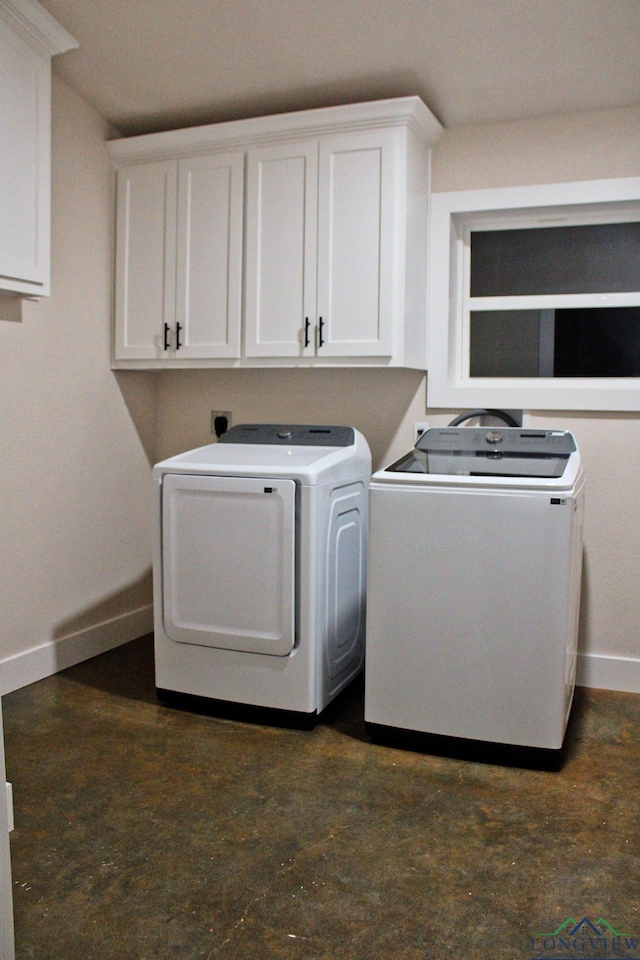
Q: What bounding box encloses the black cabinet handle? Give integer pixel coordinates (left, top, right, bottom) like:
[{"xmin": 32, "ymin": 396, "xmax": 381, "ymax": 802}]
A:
[
  {"xmin": 318, "ymin": 316, "xmax": 325, "ymax": 348},
  {"xmin": 304, "ymin": 317, "xmax": 310, "ymax": 348},
  {"xmin": 163, "ymin": 322, "xmax": 171, "ymax": 350},
  {"xmin": 175, "ymin": 322, "xmax": 182, "ymax": 351}
]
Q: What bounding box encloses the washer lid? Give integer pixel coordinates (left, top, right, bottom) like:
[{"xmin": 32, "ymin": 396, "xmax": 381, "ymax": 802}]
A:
[{"xmin": 392, "ymin": 427, "xmax": 576, "ymax": 479}]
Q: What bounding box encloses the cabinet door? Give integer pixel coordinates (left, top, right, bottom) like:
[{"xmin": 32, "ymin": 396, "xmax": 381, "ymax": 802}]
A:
[
  {"xmin": 114, "ymin": 161, "xmax": 177, "ymax": 360},
  {"xmin": 245, "ymin": 140, "xmax": 318, "ymax": 357},
  {"xmin": 317, "ymin": 129, "xmax": 398, "ymax": 357},
  {"xmin": 175, "ymin": 152, "xmax": 243, "ymax": 358},
  {"xmin": 0, "ymin": 19, "xmax": 50, "ymax": 295}
]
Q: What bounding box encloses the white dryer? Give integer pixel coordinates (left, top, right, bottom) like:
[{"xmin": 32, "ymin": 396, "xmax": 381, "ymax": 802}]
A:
[
  {"xmin": 152, "ymin": 424, "xmax": 371, "ymax": 725},
  {"xmin": 365, "ymin": 426, "xmax": 585, "ymax": 758}
]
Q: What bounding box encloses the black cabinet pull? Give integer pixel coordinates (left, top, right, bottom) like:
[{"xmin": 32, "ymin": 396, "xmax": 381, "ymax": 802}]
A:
[
  {"xmin": 304, "ymin": 316, "xmax": 310, "ymax": 348},
  {"xmin": 175, "ymin": 322, "xmax": 182, "ymax": 350},
  {"xmin": 318, "ymin": 316, "xmax": 325, "ymax": 348},
  {"xmin": 163, "ymin": 322, "xmax": 171, "ymax": 350}
]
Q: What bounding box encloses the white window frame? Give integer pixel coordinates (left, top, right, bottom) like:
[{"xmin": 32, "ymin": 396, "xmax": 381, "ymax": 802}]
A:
[{"xmin": 427, "ymin": 176, "xmax": 640, "ymax": 411}]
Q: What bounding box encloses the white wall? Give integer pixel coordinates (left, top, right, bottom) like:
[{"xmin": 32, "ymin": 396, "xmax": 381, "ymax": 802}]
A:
[
  {"xmin": 0, "ymin": 76, "xmax": 156, "ymax": 693},
  {"xmin": 156, "ymin": 104, "xmax": 640, "ymax": 693}
]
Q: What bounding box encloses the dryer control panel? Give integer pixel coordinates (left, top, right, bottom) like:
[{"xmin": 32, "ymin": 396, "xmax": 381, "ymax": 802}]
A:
[{"xmin": 219, "ymin": 424, "xmax": 355, "ymax": 446}]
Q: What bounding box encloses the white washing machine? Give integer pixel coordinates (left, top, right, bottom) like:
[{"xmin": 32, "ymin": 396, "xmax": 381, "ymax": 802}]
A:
[
  {"xmin": 365, "ymin": 426, "xmax": 585, "ymax": 756},
  {"xmin": 152, "ymin": 424, "xmax": 371, "ymax": 725}
]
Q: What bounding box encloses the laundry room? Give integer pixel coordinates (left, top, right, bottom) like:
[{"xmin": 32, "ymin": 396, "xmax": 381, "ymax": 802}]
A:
[{"xmin": 1, "ymin": 2, "xmax": 640, "ymax": 958}]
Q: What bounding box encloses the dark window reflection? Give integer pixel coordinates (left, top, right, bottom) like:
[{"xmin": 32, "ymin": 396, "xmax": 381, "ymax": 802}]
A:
[
  {"xmin": 470, "ymin": 308, "xmax": 640, "ymax": 378},
  {"xmin": 471, "ymin": 223, "xmax": 640, "ymax": 297},
  {"xmin": 554, "ymin": 307, "xmax": 640, "ymax": 377}
]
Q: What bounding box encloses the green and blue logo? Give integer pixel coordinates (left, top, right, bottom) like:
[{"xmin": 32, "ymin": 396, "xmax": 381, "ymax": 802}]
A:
[{"xmin": 531, "ymin": 917, "xmax": 639, "ymax": 959}]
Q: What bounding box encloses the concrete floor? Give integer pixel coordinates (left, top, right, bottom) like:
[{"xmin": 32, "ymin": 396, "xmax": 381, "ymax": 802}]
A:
[{"xmin": 4, "ymin": 634, "xmax": 640, "ymax": 960}]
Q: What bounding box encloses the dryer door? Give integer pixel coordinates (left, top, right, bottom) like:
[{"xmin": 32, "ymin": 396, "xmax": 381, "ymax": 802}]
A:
[{"xmin": 162, "ymin": 474, "xmax": 296, "ymax": 655}]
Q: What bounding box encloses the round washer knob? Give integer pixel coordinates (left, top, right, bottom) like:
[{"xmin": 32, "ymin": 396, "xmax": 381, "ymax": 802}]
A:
[
  {"xmin": 278, "ymin": 428, "xmax": 294, "ymax": 439},
  {"xmin": 485, "ymin": 430, "xmax": 504, "ymax": 444}
]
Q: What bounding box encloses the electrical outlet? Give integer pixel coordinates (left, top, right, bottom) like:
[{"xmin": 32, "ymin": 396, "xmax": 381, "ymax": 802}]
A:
[
  {"xmin": 413, "ymin": 421, "xmax": 429, "ymax": 444},
  {"xmin": 211, "ymin": 410, "xmax": 232, "ymax": 438}
]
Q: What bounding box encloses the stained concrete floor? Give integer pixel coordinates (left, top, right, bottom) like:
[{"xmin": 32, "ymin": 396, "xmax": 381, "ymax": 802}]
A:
[{"xmin": 3, "ymin": 635, "xmax": 640, "ymax": 960}]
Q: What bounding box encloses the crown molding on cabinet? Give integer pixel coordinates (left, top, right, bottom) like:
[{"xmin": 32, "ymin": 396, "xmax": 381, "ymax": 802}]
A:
[
  {"xmin": 107, "ymin": 96, "xmax": 443, "ymax": 163},
  {"xmin": 0, "ymin": 0, "xmax": 76, "ymax": 57}
]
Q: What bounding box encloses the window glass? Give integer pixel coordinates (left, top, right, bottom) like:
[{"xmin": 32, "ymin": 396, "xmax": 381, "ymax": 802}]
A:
[
  {"xmin": 470, "ymin": 311, "xmax": 542, "ymax": 377},
  {"xmin": 470, "ymin": 307, "xmax": 640, "ymax": 378},
  {"xmin": 554, "ymin": 307, "xmax": 640, "ymax": 377},
  {"xmin": 470, "ymin": 222, "xmax": 640, "ymax": 297}
]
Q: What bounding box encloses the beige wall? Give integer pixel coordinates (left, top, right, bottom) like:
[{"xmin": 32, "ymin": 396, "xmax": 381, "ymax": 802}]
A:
[
  {"xmin": 155, "ymin": 368, "xmax": 426, "ymax": 471},
  {"xmin": 156, "ymin": 104, "xmax": 640, "ymax": 682},
  {"xmin": 0, "ymin": 76, "xmax": 156, "ymax": 682},
  {"xmin": 432, "ymin": 105, "xmax": 640, "ymax": 190}
]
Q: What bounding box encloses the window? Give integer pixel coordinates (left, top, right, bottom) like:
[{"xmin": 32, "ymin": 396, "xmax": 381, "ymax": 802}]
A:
[{"xmin": 427, "ymin": 177, "xmax": 640, "ymax": 410}]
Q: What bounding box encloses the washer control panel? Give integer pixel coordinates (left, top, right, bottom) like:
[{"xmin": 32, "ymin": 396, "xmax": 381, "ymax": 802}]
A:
[{"xmin": 416, "ymin": 427, "xmax": 576, "ymax": 456}]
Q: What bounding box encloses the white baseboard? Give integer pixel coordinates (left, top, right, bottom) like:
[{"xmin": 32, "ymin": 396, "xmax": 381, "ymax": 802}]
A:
[
  {"xmin": 577, "ymin": 651, "xmax": 640, "ymax": 695},
  {"xmin": 1, "ymin": 617, "xmax": 637, "ymax": 698},
  {"xmin": 0, "ymin": 605, "xmax": 153, "ymax": 696}
]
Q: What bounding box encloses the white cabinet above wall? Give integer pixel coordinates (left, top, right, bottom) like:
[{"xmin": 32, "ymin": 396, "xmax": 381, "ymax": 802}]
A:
[
  {"xmin": 108, "ymin": 97, "xmax": 443, "ymax": 370},
  {"xmin": 245, "ymin": 129, "xmax": 399, "ymax": 361},
  {"xmin": 0, "ymin": 0, "xmax": 77, "ymax": 299},
  {"xmin": 114, "ymin": 151, "xmax": 244, "ymax": 361}
]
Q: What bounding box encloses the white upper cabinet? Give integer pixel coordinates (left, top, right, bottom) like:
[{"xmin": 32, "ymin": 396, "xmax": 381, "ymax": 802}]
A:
[
  {"xmin": 245, "ymin": 140, "xmax": 318, "ymax": 357},
  {"xmin": 108, "ymin": 97, "xmax": 443, "ymax": 369},
  {"xmin": 114, "ymin": 151, "xmax": 244, "ymax": 361},
  {"xmin": 316, "ymin": 130, "xmax": 397, "ymax": 358},
  {"xmin": 0, "ymin": 0, "xmax": 76, "ymax": 298},
  {"xmin": 176, "ymin": 154, "xmax": 244, "ymax": 359},
  {"xmin": 245, "ymin": 129, "xmax": 397, "ymax": 359},
  {"xmin": 114, "ymin": 161, "xmax": 176, "ymax": 359},
  {"xmin": 0, "ymin": 18, "xmax": 49, "ymax": 292}
]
